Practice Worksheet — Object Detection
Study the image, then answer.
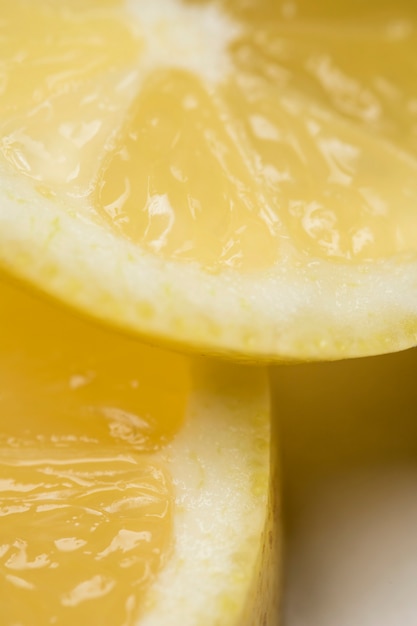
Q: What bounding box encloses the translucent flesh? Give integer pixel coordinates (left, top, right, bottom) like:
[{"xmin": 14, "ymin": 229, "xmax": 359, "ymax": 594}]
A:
[
  {"xmin": 0, "ymin": 277, "xmax": 189, "ymax": 626},
  {"xmin": 1, "ymin": 0, "xmax": 417, "ymax": 272},
  {"xmin": 0, "ymin": 1, "xmax": 142, "ymax": 194}
]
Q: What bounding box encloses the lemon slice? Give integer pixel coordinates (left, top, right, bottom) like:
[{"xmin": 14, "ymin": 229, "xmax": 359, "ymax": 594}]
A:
[
  {"xmin": 0, "ymin": 275, "xmax": 278, "ymax": 625},
  {"xmin": 1, "ymin": 0, "xmax": 416, "ymax": 362}
]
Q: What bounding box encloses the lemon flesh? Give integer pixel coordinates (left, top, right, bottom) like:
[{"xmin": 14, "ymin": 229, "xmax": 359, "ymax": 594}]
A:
[
  {"xmin": 0, "ymin": 275, "xmax": 275, "ymax": 626},
  {"xmin": 1, "ymin": 0, "xmax": 417, "ymax": 360}
]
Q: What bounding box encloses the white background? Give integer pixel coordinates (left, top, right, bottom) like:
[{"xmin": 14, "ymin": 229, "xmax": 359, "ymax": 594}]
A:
[{"xmin": 272, "ymin": 347, "xmax": 417, "ymax": 626}]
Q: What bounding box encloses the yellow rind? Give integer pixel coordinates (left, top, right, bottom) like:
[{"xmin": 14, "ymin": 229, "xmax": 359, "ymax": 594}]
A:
[
  {"xmin": 140, "ymin": 362, "xmax": 276, "ymax": 625},
  {"xmin": 1, "ymin": 164, "xmax": 417, "ymax": 362},
  {"xmin": 241, "ymin": 411, "xmax": 280, "ymax": 626}
]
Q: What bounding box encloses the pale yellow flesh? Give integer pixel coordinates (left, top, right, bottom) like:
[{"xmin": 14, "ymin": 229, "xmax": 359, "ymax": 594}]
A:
[
  {"xmin": 2, "ymin": 0, "xmax": 417, "ymax": 269},
  {"xmin": 0, "ymin": 276, "xmax": 189, "ymax": 625}
]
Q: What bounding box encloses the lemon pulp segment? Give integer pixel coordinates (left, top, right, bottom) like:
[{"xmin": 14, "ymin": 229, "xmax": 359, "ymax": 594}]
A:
[
  {"xmin": 0, "ymin": 1, "xmax": 143, "ymax": 193},
  {"xmin": 2, "ymin": 0, "xmax": 417, "ymax": 269},
  {"xmin": 96, "ymin": 19, "xmax": 417, "ymax": 268},
  {"xmin": 0, "ymin": 276, "xmax": 189, "ymax": 626}
]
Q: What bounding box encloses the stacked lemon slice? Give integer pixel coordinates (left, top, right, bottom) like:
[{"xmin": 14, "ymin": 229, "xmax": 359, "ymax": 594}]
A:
[{"xmin": 0, "ymin": 0, "xmax": 416, "ymax": 624}]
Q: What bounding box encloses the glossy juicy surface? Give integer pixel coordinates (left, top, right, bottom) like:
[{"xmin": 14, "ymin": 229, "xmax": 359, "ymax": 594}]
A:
[
  {"xmin": 0, "ymin": 277, "xmax": 189, "ymax": 626},
  {"xmin": 1, "ymin": 0, "xmax": 417, "ymax": 272}
]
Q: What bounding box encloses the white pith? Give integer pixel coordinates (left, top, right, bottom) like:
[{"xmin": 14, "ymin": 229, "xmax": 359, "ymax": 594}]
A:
[
  {"xmin": 126, "ymin": 0, "xmax": 240, "ymax": 84},
  {"xmin": 140, "ymin": 364, "xmax": 272, "ymax": 626}
]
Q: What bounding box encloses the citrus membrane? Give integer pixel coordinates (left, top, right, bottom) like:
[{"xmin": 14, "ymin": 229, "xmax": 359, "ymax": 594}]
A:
[
  {"xmin": 0, "ymin": 274, "xmax": 275, "ymax": 626},
  {"xmin": 0, "ymin": 0, "xmax": 417, "ymax": 360}
]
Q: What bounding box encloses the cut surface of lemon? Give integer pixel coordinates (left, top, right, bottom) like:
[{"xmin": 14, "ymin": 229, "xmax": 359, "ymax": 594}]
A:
[
  {"xmin": 0, "ymin": 275, "xmax": 276, "ymax": 626},
  {"xmin": 1, "ymin": 0, "xmax": 417, "ymax": 360}
]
